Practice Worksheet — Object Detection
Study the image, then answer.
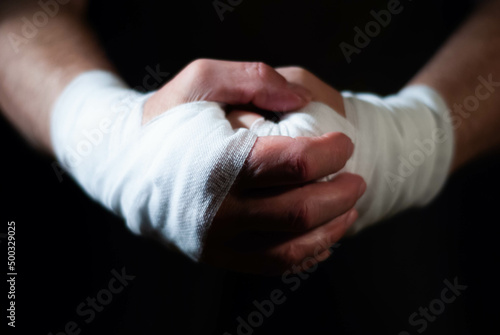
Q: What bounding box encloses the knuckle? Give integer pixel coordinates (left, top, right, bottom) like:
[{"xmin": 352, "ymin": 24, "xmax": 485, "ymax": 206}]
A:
[
  {"xmin": 288, "ymin": 151, "xmax": 310, "ymax": 182},
  {"xmin": 245, "ymin": 62, "xmax": 274, "ymax": 81},
  {"xmin": 277, "ymin": 244, "xmax": 300, "ymax": 269},
  {"xmin": 187, "ymin": 59, "xmax": 212, "ymax": 77},
  {"xmin": 289, "ymin": 200, "xmax": 313, "ymax": 231}
]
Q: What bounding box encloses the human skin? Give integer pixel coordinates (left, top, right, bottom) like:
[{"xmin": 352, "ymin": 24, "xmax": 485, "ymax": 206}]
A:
[{"xmin": 0, "ymin": 0, "xmax": 365, "ymax": 274}]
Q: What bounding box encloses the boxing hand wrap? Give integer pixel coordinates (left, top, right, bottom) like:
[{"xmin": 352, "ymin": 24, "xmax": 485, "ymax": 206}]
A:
[
  {"xmin": 249, "ymin": 86, "xmax": 454, "ymax": 232},
  {"xmin": 51, "ymin": 70, "xmax": 257, "ymax": 260}
]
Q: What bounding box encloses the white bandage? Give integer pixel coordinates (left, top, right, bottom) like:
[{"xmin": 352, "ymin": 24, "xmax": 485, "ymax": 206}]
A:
[
  {"xmin": 249, "ymin": 86, "xmax": 454, "ymax": 232},
  {"xmin": 51, "ymin": 70, "xmax": 257, "ymax": 260},
  {"xmin": 52, "ymin": 69, "xmax": 453, "ymax": 259}
]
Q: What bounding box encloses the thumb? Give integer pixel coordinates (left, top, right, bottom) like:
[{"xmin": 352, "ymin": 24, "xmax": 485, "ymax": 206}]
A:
[
  {"xmin": 192, "ymin": 59, "xmax": 312, "ymax": 112},
  {"xmin": 143, "ymin": 59, "xmax": 313, "ymax": 124}
]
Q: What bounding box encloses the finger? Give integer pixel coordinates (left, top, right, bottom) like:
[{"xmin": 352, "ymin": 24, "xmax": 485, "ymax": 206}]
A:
[
  {"xmin": 188, "ymin": 59, "xmax": 313, "ymax": 111},
  {"xmin": 239, "ymin": 173, "xmax": 365, "ymax": 233},
  {"xmin": 275, "ymin": 67, "xmax": 345, "ymax": 116},
  {"xmin": 270, "ymin": 208, "xmax": 358, "ymax": 272},
  {"xmin": 226, "ymin": 110, "xmax": 263, "ymax": 129},
  {"xmin": 204, "ymin": 209, "xmax": 358, "ymax": 275},
  {"xmin": 239, "ymin": 132, "xmax": 355, "ymax": 189}
]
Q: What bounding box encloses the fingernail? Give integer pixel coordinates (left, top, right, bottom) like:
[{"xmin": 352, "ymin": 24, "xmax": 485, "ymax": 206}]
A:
[
  {"xmin": 346, "ymin": 209, "xmax": 358, "ymax": 227},
  {"xmin": 357, "ymin": 180, "xmax": 366, "ymax": 198}
]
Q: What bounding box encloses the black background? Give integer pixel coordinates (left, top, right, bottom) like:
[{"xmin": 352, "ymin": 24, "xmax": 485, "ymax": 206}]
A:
[{"xmin": 2, "ymin": 0, "xmax": 500, "ymax": 334}]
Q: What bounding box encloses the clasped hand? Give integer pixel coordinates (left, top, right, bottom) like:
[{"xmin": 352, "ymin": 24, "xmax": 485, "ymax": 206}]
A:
[{"xmin": 143, "ymin": 59, "xmax": 365, "ymax": 275}]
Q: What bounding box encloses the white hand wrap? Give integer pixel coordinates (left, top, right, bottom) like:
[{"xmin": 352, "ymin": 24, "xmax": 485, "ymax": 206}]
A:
[
  {"xmin": 249, "ymin": 86, "xmax": 454, "ymax": 232},
  {"xmin": 51, "ymin": 71, "xmax": 257, "ymax": 260},
  {"xmin": 51, "ymin": 70, "xmax": 453, "ymax": 258}
]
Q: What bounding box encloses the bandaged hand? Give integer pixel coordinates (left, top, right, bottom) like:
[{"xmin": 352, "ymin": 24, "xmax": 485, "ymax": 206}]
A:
[
  {"xmin": 51, "ymin": 60, "xmax": 366, "ymax": 275},
  {"xmin": 228, "ymin": 67, "xmax": 454, "ymax": 232}
]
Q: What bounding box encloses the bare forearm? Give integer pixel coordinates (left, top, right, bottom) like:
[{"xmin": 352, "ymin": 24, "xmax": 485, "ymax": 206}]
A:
[
  {"xmin": 0, "ymin": 0, "xmax": 113, "ymax": 154},
  {"xmin": 409, "ymin": 0, "xmax": 500, "ymax": 172}
]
